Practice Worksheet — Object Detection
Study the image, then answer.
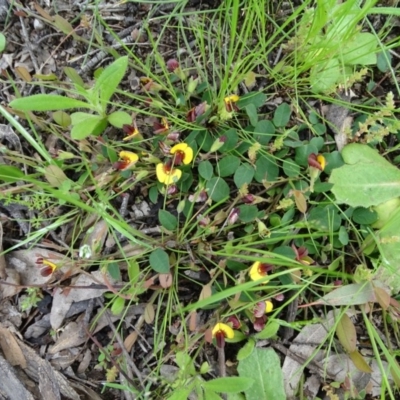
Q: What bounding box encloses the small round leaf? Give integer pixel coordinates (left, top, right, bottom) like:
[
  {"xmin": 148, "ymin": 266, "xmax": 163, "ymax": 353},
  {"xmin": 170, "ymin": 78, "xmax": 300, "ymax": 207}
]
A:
[{"xmin": 149, "ymin": 248, "xmax": 170, "ymax": 273}]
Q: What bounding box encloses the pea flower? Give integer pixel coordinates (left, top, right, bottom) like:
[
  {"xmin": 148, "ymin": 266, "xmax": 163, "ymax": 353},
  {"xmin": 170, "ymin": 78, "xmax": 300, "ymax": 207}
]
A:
[
  {"xmin": 292, "ymin": 244, "xmax": 314, "ymax": 265},
  {"xmin": 308, "ymin": 153, "xmax": 326, "ymax": 171},
  {"xmin": 224, "ymin": 94, "xmax": 240, "ymax": 112},
  {"xmin": 187, "ymin": 101, "xmax": 208, "ymax": 122},
  {"xmin": 36, "ymin": 258, "xmax": 58, "ymax": 277},
  {"xmin": 154, "ymin": 117, "xmax": 170, "ymax": 134},
  {"xmin": 166, "ymin": 59, "xmax": 179, "ymax": 72},
  {"xmin": 122, "ymin": 121, "xmax": 141, "ymax": 141},
  {"xmin": 212, "ymin": 323, "xmax": 234, "ymax": 348},
  {"xmin": 254, "ymin": 301, "xmax": 274, "ymax": 318},
  {"xmin": 115, "ymin": 151, "xmax": 139, "ymax": 170},
  {"xmin": 308, "ymin": 153, "xmax": 326, "ymax": 192},
  {"xmin": 249, "ymin": 261, "xmax": 273, "ymax": 281},
  {"xmin": 170, "ymin": 143, "xmax": 193, "ymax": 166},
  {"xmin": 156, "ymin": 162, "xmax": 182, "ymax": 185}
]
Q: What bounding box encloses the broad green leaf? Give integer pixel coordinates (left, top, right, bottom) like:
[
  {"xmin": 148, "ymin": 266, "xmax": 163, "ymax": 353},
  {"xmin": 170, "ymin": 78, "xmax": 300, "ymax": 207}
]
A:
[
  {"xmin": 329, "ymin": 143, "xmax": 400, "ymax": 207},
  {"xmin": 166, "ymin": 387, "xmax": 192, "ymax": 400},
  {"xmin": 342, "ymin": 32, "xmax": 377, "ymax": 65},
  {"xmin": 255, "ymin": 320, "xmax": 280, "ymax": 339},
  {"xmin": 158, "ymin": 210, "xmax": 178, "ymax": 231},
  {"xmin": 203, "ymin": 377, "xmax": 254, "ymax": 394},
  {"xmin": 111, "ymin": 297, "xmax": 125, "ymax": 315},
  {"xmin": 219, "ymin": 128, "xmax": 238, "ymax": 152},
  {"xmin": 0, "ymin": 165, "xmax": 25, "ymax": 182},
  {"xmin": 107, "ymin": 262, "xmax": 121, "ymax": 280},
  {"xmin": 198, "ymin": 160, "xmax": 214, "ymax": 180},
  {"xmin": 352, "ymin": 207, "xmax": 377, "ymax": 225},
  {"xmin": 238, "ymin": 348, "xmax": 285, "ymax": 400},
  {"xmin": 52, "ymin": 111, "xmax": 71, "ymax": 127},
  {"xmin": 310, "ymin": 58, "xmax": 340, "ymax": 93},
  {"xmin": 377, "ymin": 50, "xmax": 392, "ymax": 73},
  {"xmin": 255, "ymin": 154, "xmax": 279, "ymax": 182},
  {"xmin": 94, "ymin": 56, "xmax": 128, "ymax": 107},
  {"xmin": 202, "ymin": 389, "xmax": 222, "ymax": 400},
  {"xmin": 234, "ymin": 163, "xmax": 254, "ymax": 188},
  {"xmin": 237, "ymin": 92, "xmax": 266, "ymax": 108},
  {"xmin": 10, "ymin": 95, "xmax": 92, "ymax": 111},
  {"xmin": 108, "ymin": 111, "xmax": 132, "ymax": 128},
  {"xmin": 308, "ymin": 205, "xmax": 342, "ymax": 231},
  {"xmin": 127, "ymin": 260, "xmax": 140, "ymax": 284},
  {"xmin": 273, "ymin": 103, "xmax": 291, "ymax": 127},
  {"xmin": 237, "ymin": 205, "xmax": 258, "ymax": 223},
  {"xmin": 245, "ymin": 103, "xmax": 258, "ymax": 126},
  {"xmin": 149, "ymin": 248, "xmax": 170, "ymax": 273},
  {"xmin": 54, "ymin": 15, "xmax": 77, "ymax": 37},
  {"xmin": 63, "ymin": 67, "xmax": 85, "ymax": 88},
  {"xmin": 336, "ymin": 313, "xmax": 357, "ymax": 353},
  {"xmin": 282, "ymin": 160, "xmax": 300, "ymax": 178},
  {"xmin": 253, "ymin": 120, "xmax": 275, "ymax": 145},
  {"xmin": 71, "ymin": 115, "xmax": 107, "ymax": 139},
  {"xmin": 206, "ymin": 177, "xmax": 230, "ymax": 202},
  {"xmin": 237, "ymin": 339, "xmax": 255, "ymax": 361},
  {"xmin": 319, "ymin": 282, "xmax": 376, "ymax": 306},
  {"xmin": 218, "ymin": 156, "xmax": 240, "ymax": 177}
]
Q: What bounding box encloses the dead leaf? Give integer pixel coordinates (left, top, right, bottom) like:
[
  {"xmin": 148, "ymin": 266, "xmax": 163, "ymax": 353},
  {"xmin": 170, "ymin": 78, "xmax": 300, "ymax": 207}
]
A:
[
  {"xmin": 374, "ymin": 286, "xmax": 390, "ymax": 310},
  {"xmin": 199, "ymin": 283, "xmax": 212, "ymax": 301},
  {"xmin": 243, "ymin": 71, "xmax": 257, "ymax": 89},
  {"xmin": 336, "ymin": 313, "xmax": 357, "ymax": 353},
  {"xmin": 44, "ymin": 165, "xmax": 69, "ymax": 187},
  {"xmin": 15, "ymin": 65, "xmax": 32, "ymax": 82},
  {"xmin": 0, "ymin": 326, "xmax": 26, "ymax": 368},
  {"xmin": 159, "ymin": 272, "xmax": 172, "ymax": 288},
  {"xmin": 144, "ymin": 303, "xmax": 155, "ymax": 324},
  {"xmin": 293, "ymin": 190, "xmax": 307, "ymax": 214},
  {"xmin": 124, "ymin": 331, "xmax": 138, "ymax": 352},
  {"xmin": 189, "ymin": 310, "xmax": 198, "ymax": 332}
]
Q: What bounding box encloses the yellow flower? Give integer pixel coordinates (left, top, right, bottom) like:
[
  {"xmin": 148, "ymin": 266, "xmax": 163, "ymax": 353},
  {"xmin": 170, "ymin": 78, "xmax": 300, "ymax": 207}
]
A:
[
  {"xmin": 224, "ymin": 94, "xmax": 240, "ymax": 112},
  {"xmin": 170, "ymin": 143, "xmax": 193, "ymax": 165},
  {"xmin": 122, "ymin": 122, "xmax": 141, "ymax": 141},
  {"xmin": 156, "ymin": 162, "xmax": 182, "ymax": 185},
  {"xmin": 212, "ymin": 322, "xmax": 234, "ymax": 348},
  {"xmin": 37, "ymin": 259, "xmax": 58, "ymax": 277},
  {"xmin": 116, "ymin": 151, "xmax": 139, "ymax": 170},
  {"xmin": 249, "ymin": 261, "xmax": 271, "ymax": 282},
  {"xmin": 265, "ymin": 301, "xmax": 274, "ymax": 313},
  {"xmin": 212, "ymin": 323, "xmax": 235, "ymax": 339}
]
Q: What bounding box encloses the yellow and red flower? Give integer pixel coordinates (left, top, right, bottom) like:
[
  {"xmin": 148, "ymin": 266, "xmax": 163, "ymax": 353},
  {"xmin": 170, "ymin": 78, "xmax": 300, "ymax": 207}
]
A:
[
  {"xmin": 36, "ymin": 258, "xmax": 58, "ymax": 277},
  {"xmin": 292, "ymin": 244, "xmax": 314, "ymax": 265},
  {"xmin": 122, "ymin": 121, "xmax": 141, "ymax": 141},
  {"xmin": 212, "ymin": 322, "xmax": 235, "ymax": 348},
  {"xmin": 249, "ymin": 261, "xmax": 273, "ymax": 281},
  {"xmin": 308, "ymin": 153, "xmax": 326, "ymax": 171},
  {"xmin": 114, "ymin": 151, "xmax": 139, "ymax": 170},
  {"xmin": 170, "ymin": 143, "xmax": 193, "ymax": 166},
  {"xmin": 154, "ymin": 117, "xmax": 170, "ymax": 134},
  {"xmin": 224, "ymin": 94, "xmax": 240, "ymax": 112},
  {"xmin": 156, "ymin": 162, "xmax": 182, "ymax": 185}
]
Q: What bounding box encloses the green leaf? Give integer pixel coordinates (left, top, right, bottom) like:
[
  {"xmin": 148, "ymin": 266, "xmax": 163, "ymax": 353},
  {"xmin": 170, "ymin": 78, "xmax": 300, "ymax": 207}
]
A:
[
  {"xmin": 107, "ymin": 262, "xmax": 121, "ymax": 280},
  {"xmin": 238, "ymin": 205, "xmax": 258, "ymax": 223},
  {"xmin": 0, "ymin": 165, "xmax": 25, "ymax": 182},
  {"xmin": 273, "ymin": 103, "xmax": 291, "ymax": 127},
  {"xmin": 377, "ymin": 50, "xmax": 392, "ymax": 73},
  {"xmin": 63, "ymin": 67, "xmax": 85, "ymax": 88},
  {"xmin": 253, "ymin": 120, "xmax": 275, "ymax": 145},
  {"xmin": 245, "ymin": 103, "xmax": 258, "ymax": 126},
  {"xmin": 237, "ymin": 339, "xmax": 255, "ymax": 361},
  {"xmin": 219, "ymin": 128, "xmax": 238, "ymax": 152},
  {"xmin": 111, "ymin": 297, "xmax": 125, "ymax": 315},
  {"xmin": 108, "ymin": 111, "xmax": 132, "ymax": 128},
  {"xmin": 52, "ymin": 111, "xmax": 71, "ymax": 127},
  {"xmin": 149, "ymin": 248, "xmax": 170, "ymax": 273},
  {"xmin": 352, "ymin": 207, "xmax": 377, "ymax": 225},
  {"xmin": 218, "ymin": 155, "xmax": 240, "ymax": 177},
  {"xmin": 308, "ymin": 205, "xmax": 342, "ymax": 232},
  {"xmin": 44, "ymin": 165, "xmax": 69, "ymax": 187},
  {"xmin": 282, "ymin": 160, "xmax": 300, "ymax": 178},
  {"xmin": 310, "ymin": 58, "xmax": 340, "ymax": 93},
  {"xmin": 237, "ymin": 348, "xmax": 286, "ymax": 400},
  {"xmin": 71, "ymin": 114, "xmax": 107, "ymax": 139},
  {"xmin": 237, "ymin": 92, "xmax": 266, "ymax": 108},
  {"xmin": 94, "ymin": 56, "xmax": 128, "ymax": 107},
  {"xmin": 202, "ymin": 389, "xmax": 222, "ymax": 400},
  {"xmin": 255, "ymin": 320, "xmax": 280, "ymax": 339},
  {"xmin": 149, "ymin": 186, "xmax": 158, "ymax": 204},
  {"xmin": 159, "ymin": 210, "xmax": 178, "ymax": 231},
  {"xmin": 203, "ymin": 377, "xmax": 254, "ymax": 394},
  {"xmin": 329, "ymin": 143, "xmax": 400, "ymax": 207},
  {"xmin": 206, "ymin": 177, "xmax": 230, "ymax": 202},
  {"xmin": 0, "ymin": 33, "xmax": 6, "ymax": 52},
  {"xmin": 342, "ymin": 32, "xmax": 377, "ymax": 65},
  {"xmin": 198, "ymin": 160, "xmax": 214, "ymax": 180},
  {"xmin": 234, "ymin": 163, "xmax": 255, "ymax": 188},
  {"xmin": 9, "ymin": 95, "xmax": 92, "ymax": 111},
  {"xmin": 338, "ymin": 226, "xmax": 349, "ymax": 245},
  {"xmin": 255, "ymin": 155, "xmax": 279, "ymax": 182},
  {"xmin": 127, "ymin": 260, "xmax": 140, "ymax": 284},
  {"xmin": 166, "ymin": 388, "xmax": 192, "ymax": 400}
]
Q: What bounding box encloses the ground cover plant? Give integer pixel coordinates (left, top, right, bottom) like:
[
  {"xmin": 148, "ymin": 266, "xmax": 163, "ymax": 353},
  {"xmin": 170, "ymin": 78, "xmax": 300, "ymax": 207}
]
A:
[{"xmin": 1, "ymin": 0, "xmax": 400, "ymax": 399}]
